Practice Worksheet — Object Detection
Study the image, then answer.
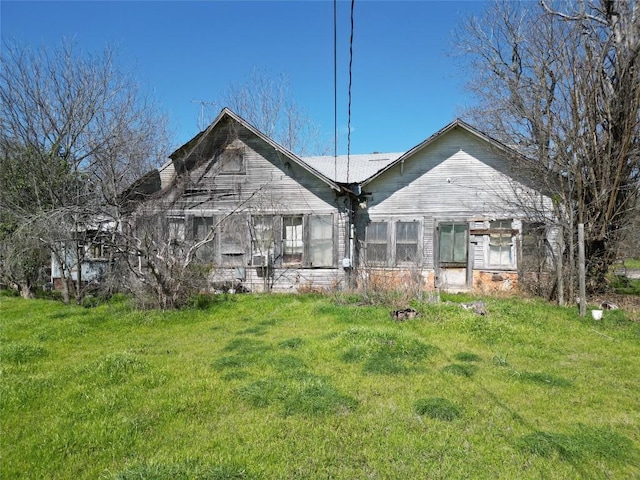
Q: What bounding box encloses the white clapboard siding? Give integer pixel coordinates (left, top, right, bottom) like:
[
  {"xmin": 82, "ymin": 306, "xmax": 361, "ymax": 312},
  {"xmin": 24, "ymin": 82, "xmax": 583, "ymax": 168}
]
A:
[
  {"xmin": 364, "ymin": 127, "xmax": 552, "ymax": 279},
  {"xmin": 365, "ymin": 129, "xmax": 530, "ymax": 218}
]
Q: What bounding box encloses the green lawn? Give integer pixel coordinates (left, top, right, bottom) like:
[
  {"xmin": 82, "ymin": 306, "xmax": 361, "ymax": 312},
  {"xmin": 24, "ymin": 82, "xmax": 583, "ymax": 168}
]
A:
[
  {"xmin": 623, "ymin": 258, "xmax": 640, "ymax": 270},
  {"xmin": 1, "ymin": 293, "xmax": 639, "ymax": 479}
]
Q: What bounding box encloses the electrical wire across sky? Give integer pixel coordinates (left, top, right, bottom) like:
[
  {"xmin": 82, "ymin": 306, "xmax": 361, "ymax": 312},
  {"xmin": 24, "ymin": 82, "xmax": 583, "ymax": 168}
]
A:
[{"xmin": 334, "ymin": 0, "xmax": 356, "ymax": 184}]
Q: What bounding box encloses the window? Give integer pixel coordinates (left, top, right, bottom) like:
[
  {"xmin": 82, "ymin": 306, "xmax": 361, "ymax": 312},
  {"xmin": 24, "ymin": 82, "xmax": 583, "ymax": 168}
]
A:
[
  {"xmin": 219, "ymin": 147, "xmax": 245, "ymax": 174},
  {"xmin": 439, "ymin": 223, "xmax": 468, "ymax": 264},
  {"xmin": 193, "ymin": 216, "xmax": 216, "ymax": 263},
  {"xmin": 252, "ymin": 214, "xmax": 334, "ymax": 268},
  {"xmin": 489, "ymin": 220, "xmax": 513, "ymax": 267},
  {"xmin": 283, "ymin": 215, "xmax": 303, "ymax": 264},
  {"xmin": 88, "ymin": 238, "xmax": 110, "ymax": 259},
  {"xmin": 396, "ymin": 221, "xmax": 419, "ymax": 263},
  {"xmin": 252, "ymin": 216, "xmax": 275, "ymax": 255},
  {"xmin": 168, "ymin": 218, "xmax": 184, "ymax": 242},
  {"xmin": 366, "ymin": 222, "xmax": 388, "ymax": 264},
  {"xmin": 219, "ymin": 215, "xmax": 247, "ymax": 267},
  {"xmin": 309, "ymin": 215, "xmax": 333, "ymax": 267},
  {"xmin": 522, "ymin": 222, "xmax": 547, "ymax": 269}
]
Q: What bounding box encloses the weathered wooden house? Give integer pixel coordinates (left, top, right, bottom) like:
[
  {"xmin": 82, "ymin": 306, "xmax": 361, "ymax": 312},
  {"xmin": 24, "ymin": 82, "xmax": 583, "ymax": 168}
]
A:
[
  {"xmin": 128, "ymin": 108, "xmax": 355, "ymax": 292},
  {"xmin": 346, "ymin": 120, "xmax": 554, "ymax": 293},
  {"xmin": 126, "ymin": 109, "xmax": 554, "ymax": 294}
]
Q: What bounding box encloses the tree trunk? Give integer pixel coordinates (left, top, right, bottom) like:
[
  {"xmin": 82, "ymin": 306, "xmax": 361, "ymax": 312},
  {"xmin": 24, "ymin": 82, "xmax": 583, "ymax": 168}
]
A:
[{"xmin": 20, "ymin": 283, "xmax": 34, "ymax": 299}]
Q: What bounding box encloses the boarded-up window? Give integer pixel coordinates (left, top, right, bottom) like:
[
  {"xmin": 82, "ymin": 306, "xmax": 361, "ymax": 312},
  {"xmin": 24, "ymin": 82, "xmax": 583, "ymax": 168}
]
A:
[
  {"xmin": 283, "ymin": 215, "xmax": 303, "ymax": 264},
  {"xmin": 366, "ymin": 222, "xmax": 388, "ymax": 264},
  {"xmin": 439, "ymin": 223, "xmax": 467, "ymax": 264},
  {"xmin": 396, "ymin": 221, "xmax": 419, "ymax": 263},
  {"xmin": 309, "ymin": 215, "xmax": 333, "ymax": 267},
  {"xmin": 489, "ymin": 220, "xmax": 513, "ymax": 267}
]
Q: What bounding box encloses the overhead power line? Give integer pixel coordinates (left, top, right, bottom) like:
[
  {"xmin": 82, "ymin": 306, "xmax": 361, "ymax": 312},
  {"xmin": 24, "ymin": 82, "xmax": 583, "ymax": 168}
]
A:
[
  {"xmin": 347, "ymin": 0, "xmax": 355, "ymax": 183},
  {"xmin": 334, "ymin": 0, "xmax": 338, "ymax": 181}
]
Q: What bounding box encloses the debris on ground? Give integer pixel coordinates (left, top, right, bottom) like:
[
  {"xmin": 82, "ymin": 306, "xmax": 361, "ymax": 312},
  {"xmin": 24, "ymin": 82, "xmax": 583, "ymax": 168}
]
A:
[
  {"xmin": 391, "ymin": 308, "xmax": 420, "ymax": 321},
  {"xmin": 460, "ymin": 301, "xmax": 488, "ymax": 316},
  {"xmin": 600, "ymin": 301, "xmax": 619, "ymax": 310}
]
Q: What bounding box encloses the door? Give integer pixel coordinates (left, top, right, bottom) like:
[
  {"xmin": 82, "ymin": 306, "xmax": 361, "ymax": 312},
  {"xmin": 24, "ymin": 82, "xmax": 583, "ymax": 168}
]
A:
[{"xmin": 437, "ymin": 222, "xmax": 469, "ymax": 291}]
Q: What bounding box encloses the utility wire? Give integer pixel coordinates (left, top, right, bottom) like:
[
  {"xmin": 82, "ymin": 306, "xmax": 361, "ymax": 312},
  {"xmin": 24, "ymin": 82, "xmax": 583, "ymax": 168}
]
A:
[
  {"xmin": 333, "ymin": 0, "xmax": 338, "ymax": 181},
  {"xmin": 347, "ymin": 0, "xmax": 355, "ymax": 183}
]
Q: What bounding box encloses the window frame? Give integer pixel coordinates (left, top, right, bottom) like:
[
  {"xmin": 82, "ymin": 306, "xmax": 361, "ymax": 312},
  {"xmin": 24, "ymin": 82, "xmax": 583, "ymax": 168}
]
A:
[
  {"xmin": 365, "ymin": 221, "xmax": 389, "ymax": 265},
  {"xmin": 250, "ymin": 213, "xmax": 335, "ymax": 268},
  {"xmin": 488, "ymin": 219, "xmax": 514, "ymax": 268},
  {"xmin": 395, "ymin": 221, "xmax": 420, "ymax": 265},
  {"xmin": 307, "ymin": 214, "xmax": 335, "ymax": 267},
  {"xmin": 251, "ymin": 215, "xmax": 276, "ymax": 266},
  {"xmin": 218, "ymin": 146, "xmax": 246, "ymax": 175},
  {"xmin": 438, "ymin": 222, "xmax": 468, "ymax": 266},
  {"xmin": 365, "ymin": 220, "xmax": 422, "ymax": 267},
  {"xmin": 191, "ymin": 215, "xmax": 216, "ymax": 264},
  {"xmin": 218, "ymin": 215, "xmax": 248, "ymax": 267},
  {"xmin": 282, "ymin": 215, "xmax": 304, "ymax": 265}
]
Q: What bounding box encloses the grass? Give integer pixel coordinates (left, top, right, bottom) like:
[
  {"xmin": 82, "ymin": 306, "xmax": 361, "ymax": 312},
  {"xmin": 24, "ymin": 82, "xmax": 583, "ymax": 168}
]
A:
[
  {"xmin": 610, "ymin": 258, "xmax": 640, "ymax": 295},
  {"xmin": 1, "ymin": 292, "xmax": 640, "ymax": 479},
  {"xmin": 611, "ymin": 275, "xmax": 640, "ymax": 295},
  {"xmin": 622, "ymin": 258, "xmax": 640, "ymax": 270}
]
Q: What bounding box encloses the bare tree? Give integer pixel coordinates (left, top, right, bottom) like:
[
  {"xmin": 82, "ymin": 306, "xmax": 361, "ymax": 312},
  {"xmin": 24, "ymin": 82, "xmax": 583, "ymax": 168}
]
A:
[
  {"xmin": 456, "ymin": 0, "xmax": 640, "ymax": 294},
  {"xmin": 121, "ymin": 176, "xmax": 271, "ymax": 309},
  {"xmin": 204, "ymin": 69, "xmax": 329, "ymax": 155},
  {"xmin": 0, "ymin": 39, "xmax": 169, "ymax": 303}
]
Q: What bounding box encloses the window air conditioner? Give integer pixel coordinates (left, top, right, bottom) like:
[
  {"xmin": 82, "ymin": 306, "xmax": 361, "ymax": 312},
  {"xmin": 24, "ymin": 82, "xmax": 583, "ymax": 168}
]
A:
[{"xmin": 252, "ymin": 254, "xmax": 272, "ymax": 267}]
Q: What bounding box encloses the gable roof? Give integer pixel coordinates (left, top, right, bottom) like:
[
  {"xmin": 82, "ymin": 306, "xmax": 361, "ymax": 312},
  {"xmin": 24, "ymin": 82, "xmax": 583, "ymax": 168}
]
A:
[
  {"xmin": 360, "ymin": 118, "xmax": 524, "ymax": 187},
  {"xmin": 170, "ymin": 108, "xmax": 341, "ymax": 192}
]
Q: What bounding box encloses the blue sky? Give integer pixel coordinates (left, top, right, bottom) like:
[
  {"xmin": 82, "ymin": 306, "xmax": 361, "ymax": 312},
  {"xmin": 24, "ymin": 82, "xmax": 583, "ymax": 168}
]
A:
[{"xmin": 1, "ymin": 1, "xmax": 487, "ymax": 155}]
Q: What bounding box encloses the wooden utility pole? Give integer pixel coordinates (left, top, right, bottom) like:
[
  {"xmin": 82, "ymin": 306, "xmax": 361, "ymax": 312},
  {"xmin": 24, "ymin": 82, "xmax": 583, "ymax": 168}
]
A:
[
  {"xmin": 578, "ymin": 224, "xmax": 586, "ymax": 316},
  {"xmin": 556, "ymin": 226, "xmax": 564, "ymax": 306}
]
